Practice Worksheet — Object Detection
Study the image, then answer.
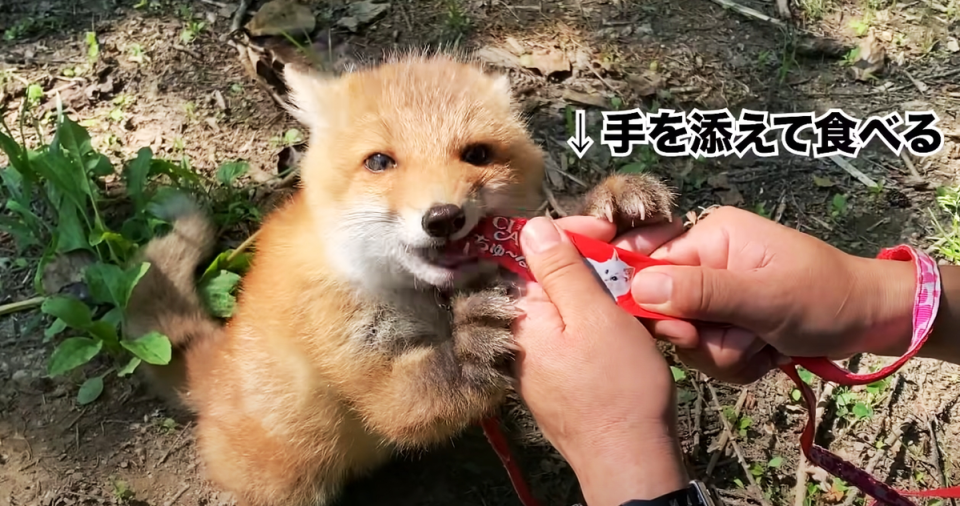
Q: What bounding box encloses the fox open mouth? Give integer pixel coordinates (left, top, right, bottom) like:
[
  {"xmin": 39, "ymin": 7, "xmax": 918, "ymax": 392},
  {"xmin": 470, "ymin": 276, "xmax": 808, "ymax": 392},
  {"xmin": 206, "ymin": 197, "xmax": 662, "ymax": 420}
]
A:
[{"xmin": 414, "ymin": 245, "xmax": 479, "ymax": 269}]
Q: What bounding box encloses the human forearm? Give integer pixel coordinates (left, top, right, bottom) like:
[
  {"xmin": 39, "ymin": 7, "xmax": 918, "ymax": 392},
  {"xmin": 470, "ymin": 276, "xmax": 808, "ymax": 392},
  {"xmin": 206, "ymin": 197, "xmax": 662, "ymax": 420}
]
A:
[
  {"xmin": 565, "ymin": 430, "xmax": 689, "ymax": 506},
  {"xmin": 853, "ymin": 256, "xmax": 960, "ymax": 366}
]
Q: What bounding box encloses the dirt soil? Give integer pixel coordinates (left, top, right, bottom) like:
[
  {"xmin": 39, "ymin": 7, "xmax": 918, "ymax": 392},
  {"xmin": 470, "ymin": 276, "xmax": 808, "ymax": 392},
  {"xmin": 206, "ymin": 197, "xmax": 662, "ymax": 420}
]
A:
[{"xmin": 2, "ymin": 0, "xmax": 960, "ymax": 505}]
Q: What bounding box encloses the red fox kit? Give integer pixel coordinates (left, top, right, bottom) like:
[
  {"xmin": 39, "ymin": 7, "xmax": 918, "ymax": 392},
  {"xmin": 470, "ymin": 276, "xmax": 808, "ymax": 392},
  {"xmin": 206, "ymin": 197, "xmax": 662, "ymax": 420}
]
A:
[{"xmin": 125, "ymin": 52, "xmax": 675, "ymax": 506}]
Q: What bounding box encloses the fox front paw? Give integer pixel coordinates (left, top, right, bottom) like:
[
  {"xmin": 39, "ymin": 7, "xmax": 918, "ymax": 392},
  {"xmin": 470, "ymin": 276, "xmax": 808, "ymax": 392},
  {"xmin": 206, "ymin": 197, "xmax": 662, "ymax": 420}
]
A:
[
  {"xmin": 450, "ymin": 283, "xmax": 519, "ymax": 392},
  {"xmin": 580, "ymin": 173, "xmax": 676, "ymax": 233}
]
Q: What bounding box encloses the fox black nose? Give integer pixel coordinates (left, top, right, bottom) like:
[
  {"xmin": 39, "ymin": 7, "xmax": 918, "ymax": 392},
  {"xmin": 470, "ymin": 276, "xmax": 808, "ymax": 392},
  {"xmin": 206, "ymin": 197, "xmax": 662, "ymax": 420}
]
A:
[{"xmin": 422, "ymin": 204, "xmax": 467, "ymax": 238}]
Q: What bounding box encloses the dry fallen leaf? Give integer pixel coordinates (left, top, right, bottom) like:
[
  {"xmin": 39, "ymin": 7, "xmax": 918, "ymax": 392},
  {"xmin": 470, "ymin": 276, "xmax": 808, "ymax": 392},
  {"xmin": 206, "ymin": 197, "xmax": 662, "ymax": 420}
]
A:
[
  {"xmin": 823, "ymin": 483, "xmax": 845, "ymax": 503},
  {"xmin": 245, "ymin": 0, "xmax": 316, "ymax": 37},
  {"xmin": 42, "ymin": 250, "xmax": 97, "ymax": 296},
  {"xmin": 719, "ymin": 186, "xmax": 744, "ymax": 206},
  {"xmin": 336, "ymin": 1, "xmax": 389, "ymax": 32},
  {"xmin": 707, "ymin": 173, "xmax": 731, "ymax": 190},
  {"xmin": 626, "ymin": 70, "xmax": 663, "ymax": 97},
  {"xmin": 504, "ymin": 36, "xmax": 525, "ymax": 55},
  {"xmin": 849, "ymin": 33, "xmax": 885, "ymax": 82},
  {"xmin": 475, "ymin": 46, "xmax": 521, "ymax": 69},
  {"xmin": 948, "ymin": 38, "xmax": 960, "ymax": 53},
  {"xmin": 561, "ymin": 89, "xmax": 608, "ymax": 108},
  {"xmin": 519, "ymin": 48, "xmax": 570, "ymax": 77},
  {"xmin": 543, "ymin": 152, "xmax": 566, "ymax": 191},
  {"xmin": 812, "ymin": 175, "xmax": 835, "ymax": 187}
]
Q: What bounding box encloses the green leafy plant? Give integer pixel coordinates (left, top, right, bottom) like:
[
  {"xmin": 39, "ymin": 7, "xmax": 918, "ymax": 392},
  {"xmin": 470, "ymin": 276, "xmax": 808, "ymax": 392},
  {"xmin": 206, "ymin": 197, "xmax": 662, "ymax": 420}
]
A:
[
  {"xmin": 127, "ymin": 43, "xmax": 147, "ymax": 64},
  {"xmin": 85, "ymin": 31, "xmax": 100, "ymax": 62},
  {"xmin": 269, "ymin": 128, "xmax": 304, "ymax": 148},
  {"xmin": 790, "ymin": 366, "xmax": 815, "ymax": 402},
  {"xmin": 618, "ymin": 145, "xmax": 658, "ymax": 174},
  {"xmin": 0, "ymin": 111, "xmax": 256, "ymax": 405},
  {"xmin": 830, "ymin": 193, "xmax": 849, "ymax": 219},
  {"xmin": 180, "ymin": 20, "xmax": 206, "ymax": 44},
  {"xmin": 670, "ymin": 366, "xmax": 686, "ymax": 382},
  {"xmin": 929, "ymin": 186, "xmax": 960, "ymax": 263}
]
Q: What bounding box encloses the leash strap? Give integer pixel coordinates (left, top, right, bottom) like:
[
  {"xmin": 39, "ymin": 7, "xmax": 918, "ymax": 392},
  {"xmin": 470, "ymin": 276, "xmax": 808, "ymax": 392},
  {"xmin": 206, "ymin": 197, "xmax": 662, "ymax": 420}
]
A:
[{"xmin": 455, "ymin": 218, "xmax": 953, "ymax": 506}]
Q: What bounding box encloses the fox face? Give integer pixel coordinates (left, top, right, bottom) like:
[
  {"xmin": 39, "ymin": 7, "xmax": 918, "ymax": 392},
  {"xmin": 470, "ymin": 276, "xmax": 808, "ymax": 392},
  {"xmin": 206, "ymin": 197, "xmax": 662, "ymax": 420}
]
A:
[{"xmin": 283, "ymin": 54, "xmax": 545, "ymax": 291}]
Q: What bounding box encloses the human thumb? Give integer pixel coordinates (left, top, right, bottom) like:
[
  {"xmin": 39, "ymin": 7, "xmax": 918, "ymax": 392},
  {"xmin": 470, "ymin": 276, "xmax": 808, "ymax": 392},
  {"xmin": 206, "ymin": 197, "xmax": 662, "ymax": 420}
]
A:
[
  {"xmin": 631, "ymin": 265, "xmax": 760, "ymax": 326},
  {"xmin": 519, "ymin": 217, "xmax": 614, "ymax": 318}
]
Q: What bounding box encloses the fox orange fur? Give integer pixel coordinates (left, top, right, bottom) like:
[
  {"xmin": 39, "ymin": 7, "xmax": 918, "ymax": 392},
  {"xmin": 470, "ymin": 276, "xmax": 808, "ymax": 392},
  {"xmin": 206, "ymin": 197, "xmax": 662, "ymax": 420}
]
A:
[{"xmin": 125, "ymin": 52, "xmax": 676, "ymax": 506}]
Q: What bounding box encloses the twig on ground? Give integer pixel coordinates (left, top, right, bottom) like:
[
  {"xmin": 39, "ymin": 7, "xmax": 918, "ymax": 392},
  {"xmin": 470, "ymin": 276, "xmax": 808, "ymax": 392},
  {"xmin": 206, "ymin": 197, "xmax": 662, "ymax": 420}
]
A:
[
  {"xmin": 704, "ymin": 0, "xmax": 786, "ymax": 26},
  {"xmin": 903, "ymin": 70, "xmax": 929, "ymax": 94},
  {"xmin": 899, "ymin": 150, "xmax": 931, "ymax": 189},
  {"xmin": 773, "ymin": 191, "xmax": 788, "ymax": 223},
  {"xmin": 776, "ymin": 0, "xmax": 791, "ymax": 18},
  {"xmin": 0, "ymin": 296, "xmax": 45, "ymax": 317},
  {"xmin": 806, "ymin": 214, "xmax": 834, "ymax": 232},
  {"xmin": 164, "ymin": 484, "xmax": 191, "ymax": 506},
  {"xmin": 224, "ymin": 0, "xmax": 251, "ymax": 40},
  {"xmin": 155, "ymin": 422, "xmax": 193, "ymax": 468},
  {"xmin": 274, "ymin": 166, "xmax": 301, "ymax": 190},
  {"xmin": 691, "ymin": 374, "xmax": 705, "ymax": 449},
  {"xmin": 866, "ymin": 217, "xmax": 890, "ymax": 233},
  {"xmin": 535, "ymin": 200, "xmax": 550, "ymax": 215},
  {"xmin": 900, "ymin": 151, "xmax": 922, "ymax": 180},
  {"xmin": 715, "ymin": 488, "xmax": 756, "ymax": 506},
  {"xmin": 705, "ymin": 382, "xmax": 772, "ymax": 506},
  {"xmin": 556, "ymin": 154, "xmax": 587, "ymax": 188},
  {"xmin": 828, "ymin": 156, "xmax": 878, "ymax": 188},
  {"xmin": 173, "ymin": 45, "xmax": 202, "ymax": 60},
  {"xmin": 395, "ymin": 1, "xmax": 414, "ymax": 33},
  {"xmin": 227, "ymin": 230, "xmax": 260, "ymax": 262},
  {"xmin": 198, "ymin": 0, "xmax": 229, "ymax": 7},
  {"xmin": 588, "ymin": 67, "xmax": 617, "ymax": 93},
  {"xmin": 840, "ymin": 413, "xmax": 917, "ymax": 506},
  {"xmin": 542, "ymin": 181, "xmax": 568, "ymax": 217},
  {"xmin": 706, "ymin": 387, "xmax": 749, "ymax": 476},
  {"xmin": 669, "ymin": 86, "xmax": 701, "ymax": 94},
  {"xmin": 43, "ymin": 81, "xmax": 78, "ymax": 97},
  {"xmin": 927, "ymin": 415, "xmax": 954, "ymax": 506},
  {"xmin": 794, "ymin": 453, "xmax": 808, "ymax": 506}
]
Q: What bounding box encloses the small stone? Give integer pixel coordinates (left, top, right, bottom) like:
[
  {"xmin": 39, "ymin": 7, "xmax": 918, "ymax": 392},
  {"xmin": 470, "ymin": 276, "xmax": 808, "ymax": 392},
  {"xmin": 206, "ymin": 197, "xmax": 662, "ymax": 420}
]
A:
[
  {"xmin": 12, "ymin": 370, "xmax": 30, "ymax": 385},
  {"xmin": 948, "ymin": 38, "xmax": 960, "ymax": 53}
]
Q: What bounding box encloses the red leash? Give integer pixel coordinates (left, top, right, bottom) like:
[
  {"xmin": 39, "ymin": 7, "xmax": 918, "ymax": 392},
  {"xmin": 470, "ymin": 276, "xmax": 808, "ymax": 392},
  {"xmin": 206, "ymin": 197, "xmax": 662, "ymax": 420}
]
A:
[{"xmin": 455, "ymin": 216, "xmax": 960, "ymax": 506}]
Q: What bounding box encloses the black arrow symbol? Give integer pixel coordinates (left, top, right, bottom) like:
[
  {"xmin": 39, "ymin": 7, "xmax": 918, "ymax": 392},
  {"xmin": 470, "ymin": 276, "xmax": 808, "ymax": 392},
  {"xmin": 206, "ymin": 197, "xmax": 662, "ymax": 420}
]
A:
[{"xmin": 567, "ymin": 109, "xmax": 594, "ymax": 159}]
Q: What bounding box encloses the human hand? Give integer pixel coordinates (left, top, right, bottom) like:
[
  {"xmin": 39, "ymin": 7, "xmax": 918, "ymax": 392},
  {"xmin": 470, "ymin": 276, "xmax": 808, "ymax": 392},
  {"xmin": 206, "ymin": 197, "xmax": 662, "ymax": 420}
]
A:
[
  {"xmin": 617, "ymin": 206, "xmax": 916, "ymax": 384},
  {"xmin": 511, "ymin": 216, "xmax": 688, "ymax": 506}
]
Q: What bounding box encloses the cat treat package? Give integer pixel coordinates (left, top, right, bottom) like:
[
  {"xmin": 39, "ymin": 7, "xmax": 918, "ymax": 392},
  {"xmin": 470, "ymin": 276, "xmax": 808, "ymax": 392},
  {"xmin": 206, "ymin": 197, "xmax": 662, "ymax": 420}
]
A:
[{"xmin": 450, "ymin": 216, "xmax": 678, "ymax": 321}]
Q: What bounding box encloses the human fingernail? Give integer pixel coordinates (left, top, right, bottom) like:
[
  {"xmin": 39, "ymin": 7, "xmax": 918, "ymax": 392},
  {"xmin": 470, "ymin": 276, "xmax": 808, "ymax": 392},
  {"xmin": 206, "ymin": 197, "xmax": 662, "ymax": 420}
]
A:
[
  {"xmin": 520, "ymin": 217, "xmax": 560, "ymax": 254},
  {"xmin": 632, "ymin": 270, "xmax": 672, "ymax": 305}
]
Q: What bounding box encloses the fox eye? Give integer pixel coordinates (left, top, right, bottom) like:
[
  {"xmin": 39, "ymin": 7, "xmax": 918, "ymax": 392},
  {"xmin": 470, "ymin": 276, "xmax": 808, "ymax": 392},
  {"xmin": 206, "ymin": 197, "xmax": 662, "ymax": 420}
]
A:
[
  {"xmin": 364, "ymin": 153, "xmax": 396, "ymax": 173},
  {"xmin": 461, "ymin": 144, "xmax": 492, "ymax": 166}
]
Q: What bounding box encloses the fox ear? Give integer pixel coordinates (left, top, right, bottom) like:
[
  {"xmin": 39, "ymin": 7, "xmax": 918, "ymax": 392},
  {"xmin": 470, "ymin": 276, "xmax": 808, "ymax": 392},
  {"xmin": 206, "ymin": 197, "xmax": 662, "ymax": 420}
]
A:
[
  {"xmin": 282, "ymin": 65, "xmax": 338, "ymax": 134},
  {"xmin": 489, "ymin": 73, "xmax": 515, "ymax": 110}
]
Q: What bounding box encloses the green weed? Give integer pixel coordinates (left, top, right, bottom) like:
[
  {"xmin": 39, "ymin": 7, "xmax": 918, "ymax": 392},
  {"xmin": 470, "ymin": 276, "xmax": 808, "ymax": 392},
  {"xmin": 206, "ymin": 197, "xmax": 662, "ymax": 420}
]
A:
[
  {"xmin": 830, "ymin": 193, "xmax": 849, "ymax": 219},
  {"xmin": 440, "ymin": 0, "xmax": 471, "ymax": 45},
  {"xmin": 269, "ymin": 128, "xmax": 304, "ymax": 148},
  {"xmin": 617, "ymin": 145, "xmax": 658, "ymax": 174},
  {"xmin": 85, "ymin": 31, "xmax": 100, "ymax": 63},
  {"xmin": 180, "ymin": 20, "xmax": 206, "ymax": 44},
  {"xmin": 0, "ymin": 111, "xmax": 257, "ymax": 405},
  {"xmin": 799, "ymin": 0, "xmax": 829, "ymax": 19},
  {"xmin": 127, "ymin": 43, "xmax": 147, "ymax": 65},
  {"xmin": 929, "ymin": 186, "xmax": 960, "ymax": 263},
  {"xmin": 849, "ymin": 16, "xmax": 872, "ymax": 37}
]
